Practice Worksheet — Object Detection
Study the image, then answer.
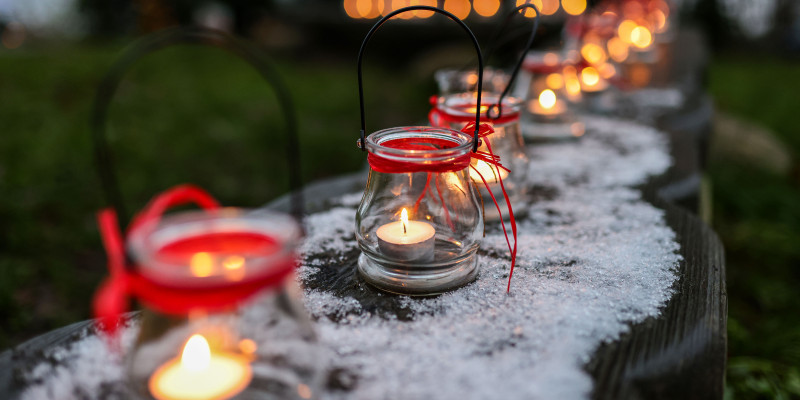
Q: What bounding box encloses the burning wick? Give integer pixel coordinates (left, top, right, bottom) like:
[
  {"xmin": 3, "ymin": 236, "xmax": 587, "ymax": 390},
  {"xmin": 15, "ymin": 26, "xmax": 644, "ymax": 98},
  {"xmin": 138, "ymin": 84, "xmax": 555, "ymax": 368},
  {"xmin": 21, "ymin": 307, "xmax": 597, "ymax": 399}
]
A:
[
  {"xmin": 375, "ymin": 208, "xmax": 436, "ymax": 262},
  {"xmin": 401, "ymin": 208, "xmax": 408, "ymax": 234},
  {"xmin": 539, "ymin": 89, "xmax": 557, "ymax": 110}
]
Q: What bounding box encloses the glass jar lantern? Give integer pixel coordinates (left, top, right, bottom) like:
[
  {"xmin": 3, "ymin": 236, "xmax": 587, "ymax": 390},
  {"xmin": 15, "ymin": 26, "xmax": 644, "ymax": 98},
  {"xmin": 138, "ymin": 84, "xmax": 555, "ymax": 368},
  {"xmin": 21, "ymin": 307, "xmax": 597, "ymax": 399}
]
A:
[
  {"xmin": 94, "ymin": 187, "xmax": 320, "ymax": 400},
  {"xmin": 355, "ymin": 127, "xmax": 484, "ymax": 295},
  {"xmin": 517, "ymin": 51, "xmax": 585, "ymax": 141},
  {"xmin": 353, "ymin": 5, "xmax": 519, "ymax": 295},
  {"xmin": 429, "ymin": 92, "xmax": 529, "ymax": 221}
]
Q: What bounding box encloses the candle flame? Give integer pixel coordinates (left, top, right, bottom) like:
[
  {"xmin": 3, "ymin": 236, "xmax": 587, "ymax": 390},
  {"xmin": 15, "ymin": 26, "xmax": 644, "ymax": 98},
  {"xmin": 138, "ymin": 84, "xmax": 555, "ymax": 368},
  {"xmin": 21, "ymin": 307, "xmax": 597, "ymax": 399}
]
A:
[
  {"xmin": 618, "ymin": 20, "xmax": 638, "ymax": 43},
  {"xmin": 539, "ymin": 89, "xmax": 557, "ymax": 110},
  {"xmin": 581, "ymin": 67, "xmax": 600, "ymax": 86},
  {"xmin": 466, "ymin": 105, "xmax": 489, "ymax": 114},
  {"xmin": 181, "ymin": 334, "xmax": 211, "ymax": 372},
  {"xmin": 630, "ymin": 26, "xmax": 653, "ymax": 48},
  {"xmin": 401, "ymin": 208, "xmax": 409, "ymax": 235},
  {"xmin": 223, "ymin": 255, "xmax": 244, "ymax": 271},
  {"xmin": 580, "ymin": 42, "xmax": 606, "ymax": 65}
]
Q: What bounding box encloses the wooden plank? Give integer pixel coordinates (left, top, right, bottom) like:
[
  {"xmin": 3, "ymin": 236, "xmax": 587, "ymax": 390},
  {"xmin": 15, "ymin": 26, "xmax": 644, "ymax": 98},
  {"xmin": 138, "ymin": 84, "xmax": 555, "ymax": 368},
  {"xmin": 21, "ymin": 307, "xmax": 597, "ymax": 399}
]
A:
[{"xmin": 586, "ymin": 192, "xmax": 727, "ymax": 399}]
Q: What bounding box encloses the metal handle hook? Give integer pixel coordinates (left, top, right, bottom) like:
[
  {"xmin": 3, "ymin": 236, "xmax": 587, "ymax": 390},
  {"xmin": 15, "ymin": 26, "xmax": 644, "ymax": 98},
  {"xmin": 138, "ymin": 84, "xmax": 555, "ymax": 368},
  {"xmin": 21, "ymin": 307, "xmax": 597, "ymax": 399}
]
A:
[
  {"xmin": 485, "ymin": 3, "xmax": 541, "ymax": 120},
  {"xmin": 357, "ymin": 6, "xmax": 484, "ymax": 153},
  {"xmin": 90, "ymin": 26, "xmax": 303, "ymax": 227}
]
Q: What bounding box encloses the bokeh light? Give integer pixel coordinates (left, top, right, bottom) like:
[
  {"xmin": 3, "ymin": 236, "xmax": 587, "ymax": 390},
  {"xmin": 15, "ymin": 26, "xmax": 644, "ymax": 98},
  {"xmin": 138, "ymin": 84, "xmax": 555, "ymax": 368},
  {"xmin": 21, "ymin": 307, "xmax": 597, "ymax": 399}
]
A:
[
  {"xmin": 444, "ymin": 0, "xmax": 471, "ymax": 19},
  {"xmin": 561, "ymin": 0, "xmax": 586, "ymax": 16},
  {"xmin": 473, "ymin": 0, "xmax": 500, "ymax": 17}
]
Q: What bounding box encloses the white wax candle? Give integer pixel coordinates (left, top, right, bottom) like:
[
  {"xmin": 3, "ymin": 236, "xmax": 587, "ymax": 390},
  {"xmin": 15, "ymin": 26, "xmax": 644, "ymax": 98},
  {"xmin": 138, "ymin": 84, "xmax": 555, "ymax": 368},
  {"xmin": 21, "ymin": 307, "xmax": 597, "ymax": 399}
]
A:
[
  {"xmin": 149, "ymin": 334, "xmax": 252, "ymax": 400},
  {"xmin": 376, "ymin": 208, "xmax": 435, "ymax": 262}
]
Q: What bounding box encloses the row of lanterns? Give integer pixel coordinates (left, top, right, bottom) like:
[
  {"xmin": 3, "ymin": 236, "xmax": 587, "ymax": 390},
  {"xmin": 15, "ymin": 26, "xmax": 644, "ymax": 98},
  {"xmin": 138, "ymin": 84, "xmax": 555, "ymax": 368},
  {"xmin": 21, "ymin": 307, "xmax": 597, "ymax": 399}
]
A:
[
  {"xmin": 345, "ymin": 0, "xmax": 588, "ymax": 20},
  {"xmin": 91, "ymin": 1, "xmax": 674, "ymax": 399}
]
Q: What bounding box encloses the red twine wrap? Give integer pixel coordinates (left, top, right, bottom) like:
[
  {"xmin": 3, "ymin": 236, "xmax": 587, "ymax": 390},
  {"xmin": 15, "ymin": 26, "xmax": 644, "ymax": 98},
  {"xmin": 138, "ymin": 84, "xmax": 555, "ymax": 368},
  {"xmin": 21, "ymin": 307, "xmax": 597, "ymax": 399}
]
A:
[
  {"xmin": 428, "ymin": 95, "xmax": 521, "ymax": 127},
  {"xmin": 366, "ymin": 122, "xmax": 518, "ymax": 292},
  {"xmin": 92, "ymin": 184, "xmax": 295, "ymax": 338}
]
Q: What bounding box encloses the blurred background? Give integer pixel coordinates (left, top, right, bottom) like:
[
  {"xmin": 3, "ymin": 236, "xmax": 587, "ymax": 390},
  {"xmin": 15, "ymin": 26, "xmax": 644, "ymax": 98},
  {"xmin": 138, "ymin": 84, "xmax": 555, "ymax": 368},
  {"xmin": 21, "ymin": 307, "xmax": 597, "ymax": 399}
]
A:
[{"xmin": 0, "ymin": 0, "xmax": 798, "ymax": 398}]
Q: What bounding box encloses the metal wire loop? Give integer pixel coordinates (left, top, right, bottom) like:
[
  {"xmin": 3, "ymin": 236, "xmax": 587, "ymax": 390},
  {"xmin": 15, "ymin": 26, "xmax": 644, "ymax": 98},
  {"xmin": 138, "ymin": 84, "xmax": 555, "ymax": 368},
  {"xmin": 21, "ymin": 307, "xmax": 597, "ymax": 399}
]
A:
[
  {"xmin": 356, "ymin": 5, "xmax": 485, "ymax": 153},
  {"xmin": 90, "ymin": 26, "xmax": 303, "ymax": 227}
]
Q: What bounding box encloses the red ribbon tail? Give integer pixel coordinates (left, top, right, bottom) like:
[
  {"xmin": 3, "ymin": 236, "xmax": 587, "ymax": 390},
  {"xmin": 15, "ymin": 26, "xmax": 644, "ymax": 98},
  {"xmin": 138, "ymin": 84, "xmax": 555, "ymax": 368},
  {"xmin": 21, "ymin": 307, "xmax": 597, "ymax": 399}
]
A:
[
  {"xmin": 93, "ymin": 275, "xmax": 129, "ymax": 343},
  {"xmin": 465, "ymin": 129, "xmax": 518, "ymax": 293},
  {"xmin": 93, "ymin": 208, "xmax": 130, "ymax": 343}
]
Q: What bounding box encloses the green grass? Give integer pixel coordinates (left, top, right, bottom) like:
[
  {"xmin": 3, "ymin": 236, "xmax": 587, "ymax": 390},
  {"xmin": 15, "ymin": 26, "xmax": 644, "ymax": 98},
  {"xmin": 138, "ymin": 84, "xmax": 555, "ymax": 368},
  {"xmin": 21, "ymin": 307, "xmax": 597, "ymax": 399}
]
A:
[
  {"xmin": 0, "ymin": 42, "xmax": 431, "ymax": 348},
  {"xmin": 709, "ymin": 56, "xmax": 800, "ymax": 399}
]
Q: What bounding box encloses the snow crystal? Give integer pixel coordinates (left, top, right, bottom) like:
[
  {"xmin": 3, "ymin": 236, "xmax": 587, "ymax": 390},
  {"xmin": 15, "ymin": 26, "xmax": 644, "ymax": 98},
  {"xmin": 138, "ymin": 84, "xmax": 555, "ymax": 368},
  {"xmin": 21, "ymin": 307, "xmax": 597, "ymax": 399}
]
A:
[{"xmin": 17, "ymin": 116, "xmax": 680, "ymax": 400}]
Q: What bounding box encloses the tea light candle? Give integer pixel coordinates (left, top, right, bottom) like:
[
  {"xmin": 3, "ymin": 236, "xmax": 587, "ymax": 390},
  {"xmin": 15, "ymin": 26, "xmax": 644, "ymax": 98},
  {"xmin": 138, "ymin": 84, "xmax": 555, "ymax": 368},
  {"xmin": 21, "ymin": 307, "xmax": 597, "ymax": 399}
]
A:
[
  {"xmin": 376, "ymin": 208, "xmax": 435, "ymax": 262},
  {"xmin": 529, "ymin": 89, "xmax": 566, "ymax": 117},
  {"xmin": 149, "ymin": 334, "xmax": 252, "ymax": 400}
]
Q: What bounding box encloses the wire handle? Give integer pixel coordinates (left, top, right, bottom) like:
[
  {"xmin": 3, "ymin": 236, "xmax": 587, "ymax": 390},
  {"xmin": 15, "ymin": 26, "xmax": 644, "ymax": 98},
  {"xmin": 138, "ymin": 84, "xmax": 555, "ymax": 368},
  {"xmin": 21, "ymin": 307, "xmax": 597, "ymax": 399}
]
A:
[
  {"xmin": 357, "ymin": 6, "xmax": 484, "ymax": 153},
  {"xmin": 90, "ymin": 26, "xmax": 303, "ymax": 227},
  {"xmin": 484, "ymin": 3, "xmax": 541, "ymax": 119}
]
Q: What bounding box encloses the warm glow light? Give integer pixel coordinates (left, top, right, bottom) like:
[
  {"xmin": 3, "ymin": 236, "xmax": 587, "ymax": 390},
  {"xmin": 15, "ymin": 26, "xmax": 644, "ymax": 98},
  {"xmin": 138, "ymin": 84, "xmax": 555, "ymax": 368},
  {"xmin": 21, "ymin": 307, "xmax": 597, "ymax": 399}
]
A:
[
  {"xmin": 444, "ymin": 172, "xmax": 466, "ymax": 193},
  {"xmin": 223, "ymin": 255, "xmax": 245, "ymax": 281},
  {"xmin": 540, "ymin": 0, "xmax": 559, "ymax": 15},
  {"xmin": 344, "ymin": 0, "xmax": 360, "ymax": 18},
  {"xmin": 238, "ymin": 339, "xmax": 257, "ymax": 355},
  {"xmin": 411, "ymin": 0, "xmax": 435, "ymax": 18},
  {"xmin": 470, "ymin": 160, "xmax": 508, "ymax": 183},
  {"xmin": 566, "ymin": 76, "xmax": 582, "ymax": 96},
  {"xmin": 516, "ymin": 0, "xmax": 539, "ymax": 17},
  {"xmin": 543, "ymin": 52, "xmax": 559, "ymax": 66},
  {"xmin": 223, "ymin": 255, "xmax": 245, "ymax": 271},
  {"xmin": 581, "ymin": 67, "xmax": 600, "ymax": 86},
  {"xmin": 546, "ymin": 73, "xmax": 564, "ymax": 89},
  {"xmin": 190, "ymin": 252, "xmax": 214, "ymax": 277},
  {"xmin": 561, "ymin": 0, "xmax": 586, "ymax": 15},
  {"xmin": 518, "ymin": 0, "xmax": 557, "ymax": 16},
  {"xmin": 356, "ymin": 0, "xmax": 371, "ymax": 17},
  {"xmin": 401, "ymin": 208, "xmax": 409, "ymax": 234},
  {"xmin": 466, "ymin": 105, "xmax": 490, "ymax": 114},
  {"xmin": 150, "ymin": 334, "xmax": 253, "ymax": 400},
  {"xmin": 652, "ymin": 9, "xmax": 667, "ymax": 32},
  {"xmin": 444, "ymin": 0, "xmax": 471, "ymax": 19},
  {"xmin": 473, "ymin": 0, "xmax": 500, "ymax": 17},
  {"xmin": 391, "ymin": 0, "xmax": 413, "ymax": 19},
  {"xmin": 618, "ymin": 20, "xmax": 638, "ymax": 43},
  {"xmin": 182, "ymin": 335, "xmax": 211, "ymax": 371},
  {"xmin": 538, "ymin": 89, "xmax": 557, "ymax": 110},
  {"xmin": 630, "ymin": 26, "xmax": 652, "ymax": 48},
  {"xmin": 466, "ymin": 73, "xmax": 478, "ymax": 86},
  {"xmin": 607, "ymin": 36, "xmax": 629, "ymax": 62},
  {"xmin": 581, "ymin": 42, "xmax": 607, "ymax": 65}
]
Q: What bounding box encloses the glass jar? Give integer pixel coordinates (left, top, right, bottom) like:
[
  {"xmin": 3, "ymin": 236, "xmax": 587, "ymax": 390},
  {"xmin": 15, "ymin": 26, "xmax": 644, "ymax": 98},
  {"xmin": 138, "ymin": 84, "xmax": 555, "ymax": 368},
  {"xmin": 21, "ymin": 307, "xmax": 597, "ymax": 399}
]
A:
[
  {"xmin": 517, "ymin": 51, "xmax": 585, "ymax": 141},
  {"xmin": 429, "ymin": 92, "xmax": 529, "ymax": 220},
  {"xmin": 123, "ymin": 207, "xmax": 320, "ymax": 400},
  {"xmin": 356, "ymin": 126, "xmax": 484, "ymax": 295}
]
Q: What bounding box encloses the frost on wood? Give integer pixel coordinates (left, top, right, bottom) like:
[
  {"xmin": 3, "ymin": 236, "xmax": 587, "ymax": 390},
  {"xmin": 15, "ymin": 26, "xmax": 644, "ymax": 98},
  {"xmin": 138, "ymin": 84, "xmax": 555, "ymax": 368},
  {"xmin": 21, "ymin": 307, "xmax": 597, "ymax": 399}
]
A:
[{"xmin": 18, "ymin": 117, "xmax": 680, "ymax": 400}]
